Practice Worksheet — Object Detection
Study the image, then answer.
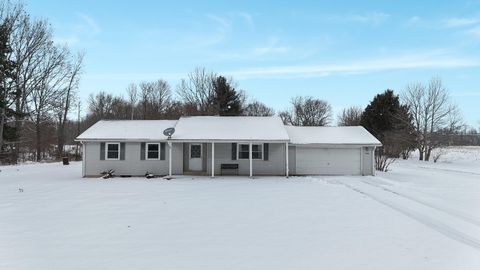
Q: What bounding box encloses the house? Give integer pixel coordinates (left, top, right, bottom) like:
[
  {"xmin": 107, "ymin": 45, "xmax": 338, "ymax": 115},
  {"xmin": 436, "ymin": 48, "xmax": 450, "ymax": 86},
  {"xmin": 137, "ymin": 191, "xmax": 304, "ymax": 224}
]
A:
[{"xmin": 76, "ymin": 116, "xmax": 381, "ymax": 177}]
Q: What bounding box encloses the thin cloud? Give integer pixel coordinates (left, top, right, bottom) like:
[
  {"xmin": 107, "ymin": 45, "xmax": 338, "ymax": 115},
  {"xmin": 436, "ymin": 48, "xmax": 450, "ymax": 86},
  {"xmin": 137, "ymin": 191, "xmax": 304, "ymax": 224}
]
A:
[
  {"xmin": 451, "ymin": 92, "xmax": 480, "ymax": 97},
  {"xmin": 225, "ymin": 51, "xmax": 480, "ymax": 79},
  {"xmin": 77, "ymin": 13, "xmax": 101, "ymax": 34},
  {"xmin": 445, "ymin": 17, "xmax": 479, "ymax": 27},
  {"xmin": 53, "ymin": 13, "xmax": 101, "ymax": 46},
  {"xmin": 252, "ymin": 38, "xmax": 289, "ymax": 56},
  {"xmin": 406, "ymin": 16, "xmax": 421, "ymax": 25},
  {"xmin": 467, "ymin": 25, "xmax": 480, "ymax": 38},
  {"xmin": 238, "ymin": 12, "xmax": 254, "ymax": 30},
  {"xmin": 328, "ymin": 12, "xmax": 390, "ymax": 24}
]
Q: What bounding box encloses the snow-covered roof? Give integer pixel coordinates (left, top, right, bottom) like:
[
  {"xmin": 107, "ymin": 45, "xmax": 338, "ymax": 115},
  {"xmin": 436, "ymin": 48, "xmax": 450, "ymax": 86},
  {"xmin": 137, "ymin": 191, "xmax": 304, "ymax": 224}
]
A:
[
  {"xmin": 171, "ymin": 116, "xmax": 289, "ymax": 142},
  {"xmin": 77, "ymin": 118, "xmax": 380, "ymax": 146},
  {"xmin": 285, "ymin": 126, "xmax": 382, "ymax": 146},
  {"xmin": 76, "ymin": 120, "xmax": 178, "ymax": 141}
]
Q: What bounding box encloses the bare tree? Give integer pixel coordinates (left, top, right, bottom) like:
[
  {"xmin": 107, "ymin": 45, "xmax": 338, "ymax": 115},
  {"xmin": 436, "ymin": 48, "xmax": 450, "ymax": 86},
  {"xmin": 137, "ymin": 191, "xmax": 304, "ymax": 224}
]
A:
[
  {"xmin": 149, "ymin": 79, "xmax": 172, "ymax": 116},
  {"xmin": 55, "ymin": 52, "xmax": 83, "ymax": 158},
  {"xmin": 280, "ymin": 96, "xmax": 332, "ymax": 126},
  {"xmin": 137, "ymin": 79, "xmax": 172, "ymax": 119},
  {"xmin": 29, "ymin": 44, "xmax": 69, "ymax": 161},
  {"xmin": 243, "ymin": 100, "xmax": 274, "ymax": 116},
  {"xmin": 402, "ymin": 77, "xmax": 462, "ymax": 161},
  {"xmin": 337, "ymin": 106, "xmax": 363, "ymax": 126},
  {"xmin": 176, "ymin": 67, "xmax": 215, "ymax": 115},
  {"xmin": 10, "ymin": 15, "xmax": 52, "ymax": 161},
  {"xmin": 87, "ymin": 91, "xmax": 116, "ymax": 120},
  {"xmin": 126, "ymin": 83, "xmax": 137, "ymax": 120}
]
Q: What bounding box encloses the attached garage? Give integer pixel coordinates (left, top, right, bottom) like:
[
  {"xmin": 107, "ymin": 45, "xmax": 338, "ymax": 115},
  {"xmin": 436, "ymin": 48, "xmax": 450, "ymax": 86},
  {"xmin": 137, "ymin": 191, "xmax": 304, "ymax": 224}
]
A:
[
  {"xmin": 296, "ymin": 147, "xmax": 361, "ymax": 175},
  {"xmin": 285, "ymin": 126, "xmax": 381, "ymax": 176}
]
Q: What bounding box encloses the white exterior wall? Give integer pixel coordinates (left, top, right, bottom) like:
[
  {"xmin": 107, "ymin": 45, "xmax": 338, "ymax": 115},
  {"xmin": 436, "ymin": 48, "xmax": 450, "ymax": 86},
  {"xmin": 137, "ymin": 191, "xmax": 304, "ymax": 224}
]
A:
[
  {"xmin": 205, "ymin": 143, "xmax": 287, "ymax": 176},
  {"xmin": 84, "ymin": 142, "xmax": 183, "ymax": 177}
]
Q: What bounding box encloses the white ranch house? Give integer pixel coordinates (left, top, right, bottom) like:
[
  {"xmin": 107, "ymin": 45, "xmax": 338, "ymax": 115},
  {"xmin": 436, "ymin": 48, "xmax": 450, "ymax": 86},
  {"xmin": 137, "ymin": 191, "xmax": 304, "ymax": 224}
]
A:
[{"xmin": 76, "ymin": 116, "xmax": 381, "ymax": 177}]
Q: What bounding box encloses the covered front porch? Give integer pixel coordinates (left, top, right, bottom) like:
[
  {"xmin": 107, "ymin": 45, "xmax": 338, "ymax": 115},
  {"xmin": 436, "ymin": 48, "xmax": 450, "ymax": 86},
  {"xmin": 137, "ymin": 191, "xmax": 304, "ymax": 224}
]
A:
[{"xmin": 167, "ymin": 141, "xmax": 290, "ymax": 177}]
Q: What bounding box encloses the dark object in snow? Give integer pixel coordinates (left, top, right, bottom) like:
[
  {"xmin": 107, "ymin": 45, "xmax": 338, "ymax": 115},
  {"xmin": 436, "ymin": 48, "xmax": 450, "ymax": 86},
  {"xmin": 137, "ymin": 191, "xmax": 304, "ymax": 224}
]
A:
[
  {"xmin": 18, "ymin": 188, "xmax": 24, "ymax": 192},
  {"xmin": 101, "ymin": 169, "xmax": 115, "ymax": 179},
  {"xmin": 145, "ymin": 172, "xmax": 155, "ymax": 179},
  {"xmin": 163, "ymin": 176, "xmax": 174, "ymax": 180},
  {"xmin": 62, "ymin": 157, "xmax": 69, "ymax": 165}
]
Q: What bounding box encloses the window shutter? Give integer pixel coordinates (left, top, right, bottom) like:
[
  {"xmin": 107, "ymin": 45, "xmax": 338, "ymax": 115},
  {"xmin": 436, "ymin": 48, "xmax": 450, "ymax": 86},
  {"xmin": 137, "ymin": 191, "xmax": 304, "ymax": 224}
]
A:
[
  {"xmin": 264, "ymin": 143, "xmax": 269, "ymax": 161},
  {"xmin": 231, "ymin": 143, "xmax": 237, "ymax": 160},
  {"xmin": 140, "ymin": 142, "xmax": 145, "ymax": 160},
  {"xmin": 100, "ymin": 142, "xmax": 105, "ymax": 160},
  {"xmin": 160, "ymin": 143, "xmax": 166, "ymax": 160},
  {"xmin": 120, "ymin": 143, "xmax": 126, "ymax": 160}
]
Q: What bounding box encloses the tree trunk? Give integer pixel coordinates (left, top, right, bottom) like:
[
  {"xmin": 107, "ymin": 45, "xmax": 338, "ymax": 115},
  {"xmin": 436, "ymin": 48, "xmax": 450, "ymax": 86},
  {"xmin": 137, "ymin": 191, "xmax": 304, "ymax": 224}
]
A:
[
  {"xmin": 0, "ymin": 106, "xmax": 5, "ymax": 152},
  {"xmin": 419, "ymin": 148, "xmax": 424, "ymax": 161},
  {"xmin": 35, "ymin": 117, "xmax": 41, "ymax": 162},
  {"xmin": 425, "ymin": 147, "xmax": 432, "ymax": 161}
]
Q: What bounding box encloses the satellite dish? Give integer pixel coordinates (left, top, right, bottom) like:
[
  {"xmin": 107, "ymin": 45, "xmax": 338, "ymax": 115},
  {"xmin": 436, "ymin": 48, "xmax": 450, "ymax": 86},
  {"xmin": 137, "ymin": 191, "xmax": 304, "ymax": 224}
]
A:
[{"xmin": 163, "ymin": 127, "xmax": 175, "ymax": 139}]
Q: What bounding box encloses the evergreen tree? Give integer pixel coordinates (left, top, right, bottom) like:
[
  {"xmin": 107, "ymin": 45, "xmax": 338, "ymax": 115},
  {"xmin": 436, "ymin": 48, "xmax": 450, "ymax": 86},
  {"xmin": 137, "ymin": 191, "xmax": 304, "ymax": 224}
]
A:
[
  {"xmin": 211, "ymin": 76, "xmax": 242, "ymax": 116},
  {"xmin": 0, "ymin": 18, "xmax": 17, "ymax": 157},
  {"xmin": 360, "ymin": 90, "xmax": 416, "ymax": 170}
]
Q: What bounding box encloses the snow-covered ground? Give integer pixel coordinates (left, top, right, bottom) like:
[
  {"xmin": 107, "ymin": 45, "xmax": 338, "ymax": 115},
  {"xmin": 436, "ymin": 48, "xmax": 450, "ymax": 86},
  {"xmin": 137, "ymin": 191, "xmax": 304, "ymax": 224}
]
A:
[{"xmin": 1, "ymin": 147, "xmax": 479, "ymax": 270}]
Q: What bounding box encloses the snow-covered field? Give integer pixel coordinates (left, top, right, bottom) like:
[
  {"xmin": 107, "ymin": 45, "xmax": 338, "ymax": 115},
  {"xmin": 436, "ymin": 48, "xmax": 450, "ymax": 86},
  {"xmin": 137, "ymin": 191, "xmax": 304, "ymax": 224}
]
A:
[{"xmin": 1, "ymin": 147, "xmax": 480, "ymax": 270}]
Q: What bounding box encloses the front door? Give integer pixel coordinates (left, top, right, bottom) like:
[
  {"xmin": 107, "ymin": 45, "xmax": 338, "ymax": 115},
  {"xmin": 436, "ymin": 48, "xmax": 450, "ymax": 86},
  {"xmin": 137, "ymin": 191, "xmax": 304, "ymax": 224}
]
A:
[{"xmin": 189, "ymin": 144, "xmax": 202, "ymax": 171}]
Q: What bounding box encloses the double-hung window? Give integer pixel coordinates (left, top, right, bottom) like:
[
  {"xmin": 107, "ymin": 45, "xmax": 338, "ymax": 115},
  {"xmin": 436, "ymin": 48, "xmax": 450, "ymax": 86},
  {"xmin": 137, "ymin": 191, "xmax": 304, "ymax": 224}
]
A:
[
  {"xmin": 106, "ymin": 143, "xmax": 120, "ymax": 160},
  {"xmin": 238, "ymin": 144, "xmax": 263, "ymax": 160},
  {"xmin": 146, "ymin": 143, "xmax": 160, "ymax": 160}
]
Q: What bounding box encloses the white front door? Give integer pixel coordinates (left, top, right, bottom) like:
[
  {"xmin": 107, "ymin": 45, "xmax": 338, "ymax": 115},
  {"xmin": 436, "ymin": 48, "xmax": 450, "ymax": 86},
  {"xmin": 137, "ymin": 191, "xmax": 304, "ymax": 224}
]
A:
[{"xmin": 189, "ymin": 144, "xmax": 203, "ymax": 171}]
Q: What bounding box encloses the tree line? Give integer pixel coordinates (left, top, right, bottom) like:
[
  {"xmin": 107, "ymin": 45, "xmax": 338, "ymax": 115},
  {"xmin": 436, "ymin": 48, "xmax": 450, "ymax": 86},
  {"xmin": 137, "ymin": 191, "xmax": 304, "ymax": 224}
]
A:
[
  {"xmin": 1, "ymin": 1, "xmax": 478, "ymax": 167},
  {"xmin": 0, "ymin": 1, "xmax": 83, "ymax": 163}
]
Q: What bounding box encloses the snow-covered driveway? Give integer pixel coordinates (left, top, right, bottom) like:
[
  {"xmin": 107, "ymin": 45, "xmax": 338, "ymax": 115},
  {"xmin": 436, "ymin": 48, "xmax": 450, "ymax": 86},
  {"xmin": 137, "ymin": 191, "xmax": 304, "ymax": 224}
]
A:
[{"xmin": 1, "ymin": 154, "xmax": 479, "ymax": 270}]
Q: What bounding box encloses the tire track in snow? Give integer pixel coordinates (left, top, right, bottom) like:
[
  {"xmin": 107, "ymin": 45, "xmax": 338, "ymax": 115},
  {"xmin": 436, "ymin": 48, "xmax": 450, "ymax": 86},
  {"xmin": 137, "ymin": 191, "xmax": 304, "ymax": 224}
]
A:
[
  {"xmin": 334, "ymin": 179, "xmax": 480, "ymax": 251},
  {"xmin": 361, "ymin": 178, "xmax": 480, "ymax": 228},
  {"xmin": 417, "ymin": 166, "xmax": 480, "ymax": 176}
]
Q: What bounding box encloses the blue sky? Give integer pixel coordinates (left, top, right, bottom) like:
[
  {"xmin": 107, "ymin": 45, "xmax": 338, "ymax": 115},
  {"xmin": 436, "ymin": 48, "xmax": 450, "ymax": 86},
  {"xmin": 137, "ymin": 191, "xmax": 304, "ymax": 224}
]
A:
[{"xmin": 26, "ymin": 0, "xmax": 480, "ymax": 126}]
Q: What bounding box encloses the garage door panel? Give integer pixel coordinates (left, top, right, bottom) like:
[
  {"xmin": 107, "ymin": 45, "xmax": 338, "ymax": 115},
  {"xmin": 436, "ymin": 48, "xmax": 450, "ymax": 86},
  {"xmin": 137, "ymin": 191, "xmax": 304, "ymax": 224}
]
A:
[{"xmin": 296, "ymin": 147, "xmax": 361, "ymax": 175}]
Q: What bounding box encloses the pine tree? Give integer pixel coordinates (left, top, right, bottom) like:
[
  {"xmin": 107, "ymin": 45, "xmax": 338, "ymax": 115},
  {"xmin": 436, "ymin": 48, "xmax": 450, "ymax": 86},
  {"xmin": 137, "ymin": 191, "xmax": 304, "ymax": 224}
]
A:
[
  {"xmin": 0, "ymin": 18, "xmax": 17, "ymax": 158},
  {"xmin": 211, "ymin": 76, "xmax": 242, "ymax": 116},
  {"xmin": 360, "ymin": 90, "xmax": 416, "ymax": 170}
]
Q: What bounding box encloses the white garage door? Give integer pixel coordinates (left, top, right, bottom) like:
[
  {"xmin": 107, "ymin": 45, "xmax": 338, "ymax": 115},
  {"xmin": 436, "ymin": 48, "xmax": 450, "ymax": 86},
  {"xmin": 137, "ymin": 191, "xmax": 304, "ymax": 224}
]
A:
[{"xmin": 296, "ymin": 147, "xmax": 361, "ymax": 175}]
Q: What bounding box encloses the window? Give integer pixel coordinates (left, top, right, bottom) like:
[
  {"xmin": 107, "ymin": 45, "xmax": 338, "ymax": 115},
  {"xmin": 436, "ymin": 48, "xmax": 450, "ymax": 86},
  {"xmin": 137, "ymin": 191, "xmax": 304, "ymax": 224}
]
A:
[
  {"xmin": 238, "ymin": 144, "xmax": 263, "ymax": 160},
  {"xmin": 190, "ymin": 144, "xmax": 202, "ymax": 158},
  {"xmin": 106, "ymin": 143, "xmax": 120, "ymax": 160},
  {"xmin": 146, "ymin": 143, "xmax": 160, "ymax": 160}
]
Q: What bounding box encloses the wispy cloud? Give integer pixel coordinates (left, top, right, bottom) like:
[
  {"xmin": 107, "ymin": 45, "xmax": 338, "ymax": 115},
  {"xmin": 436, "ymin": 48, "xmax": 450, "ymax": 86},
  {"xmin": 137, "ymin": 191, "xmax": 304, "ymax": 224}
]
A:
[
  {"xmin": 185, "ymin": 14, "xmax": 232, "ymax": 46},
  {"xmin": 328, "ymin": 11, "xmax": 390, "ymax": 24},
  {"xmin": 238, "ymin": 12, "xmax": 254, "ymax": 30},
  {"xmin": 225, "ymin": 51, "xmax": 480, "ymax": 79},
  {"xmin": 252, "ymin": 38, "xmax": 289, "ymax": 56},
  {"xmin": 445, "ymin": 17, "xmax": 479, "ymax": 27},
  {"xmin": 467, "ymin": 25, "xmax": 480, "ymax": 38},
  {"xmin": 53, "ymin": 13, "xmax": 101, "ymax": 46},
  {"xmin": 406, "ymin": 16, "xmax": 421, "ymax": 25},
  {"xmin": 76, "ymin": 13, "xmax": 101, "ymax": 34}
]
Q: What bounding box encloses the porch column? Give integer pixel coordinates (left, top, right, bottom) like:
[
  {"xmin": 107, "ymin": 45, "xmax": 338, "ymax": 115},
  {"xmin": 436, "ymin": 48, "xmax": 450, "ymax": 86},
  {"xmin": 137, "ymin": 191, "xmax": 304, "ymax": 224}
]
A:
[
  {"xmin": 211, "ymin": 142, "xmax": 215, "ymax": 178},
  {"xmin": 168, "ymin": 141, "xmax": 172, "ymax": 176},
  {"xmin": 285, "ymin": 142, "xmax": 289, "ymax": 177},
  {"xmin": 249, "ymin": 142, "xmax": 253, "ymax": 178}
]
